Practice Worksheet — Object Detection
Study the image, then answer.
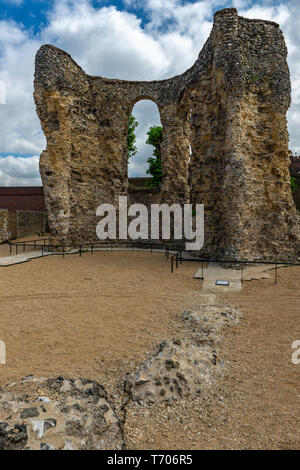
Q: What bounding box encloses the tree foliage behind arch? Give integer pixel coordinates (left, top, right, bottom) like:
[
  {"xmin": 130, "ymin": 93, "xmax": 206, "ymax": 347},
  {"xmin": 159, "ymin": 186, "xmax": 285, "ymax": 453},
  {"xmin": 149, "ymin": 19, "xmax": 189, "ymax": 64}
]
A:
[
  {"xmin": 146, "ymin": 125, "xmax": 163, "ymax": 187},
  {"xmin": 127, "ymin": 114, "xmax": 139, "ymax": 160}
]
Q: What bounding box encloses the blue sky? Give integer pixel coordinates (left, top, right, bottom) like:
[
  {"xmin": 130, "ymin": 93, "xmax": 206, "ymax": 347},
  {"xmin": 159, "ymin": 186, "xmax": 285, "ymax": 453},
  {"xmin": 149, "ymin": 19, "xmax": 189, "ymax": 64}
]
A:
[
  {"xmin": 0, "ymin": 0, "xmax": 256, "ymax": 32},
  {"xmin": 1, "ymin": 0, "xmax": 284, "ymax": 36},
  {"xmin": 0, "ymin": 0, "xmax": 299, "ymax": 185}
]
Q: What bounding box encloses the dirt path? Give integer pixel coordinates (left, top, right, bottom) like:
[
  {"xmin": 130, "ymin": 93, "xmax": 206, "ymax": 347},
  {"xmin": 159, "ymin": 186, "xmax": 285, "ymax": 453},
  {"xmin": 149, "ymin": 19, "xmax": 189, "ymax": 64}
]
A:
[
  {"xmin": 124, "ymin": 266, "xmax": 300, "ymax": 450},
  {"xmin": 217, "ymin": 268, "xmax": 300, "ymax": 449},
  {"xmin": 0, "ymin": 250, "xmax": 201, "ymax": 394}
]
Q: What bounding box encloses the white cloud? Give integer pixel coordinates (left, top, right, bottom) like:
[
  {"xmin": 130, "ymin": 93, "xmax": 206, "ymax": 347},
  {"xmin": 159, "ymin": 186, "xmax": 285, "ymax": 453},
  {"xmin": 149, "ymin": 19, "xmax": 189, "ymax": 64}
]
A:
[
  {"xmin": 43, "ymin": 2, "xmax": 169, "ymax": 79},
  {"xmin": 0, "ymin": 20, "xmax": 45, "ymax": 157},
  {"xmin": 0, "ymin": 155, "xmax": 41, "ymax": 186},
  {"xmin": 239, "ymin": 3, "xmax": 290, "ymax": 25},
  {"xmin": 239, "ymin": 0, "xmax": 300, "ymax": 153},
  {"xmin": 0, "ymin": 0, "xmax": 300, "ymax": 187}
]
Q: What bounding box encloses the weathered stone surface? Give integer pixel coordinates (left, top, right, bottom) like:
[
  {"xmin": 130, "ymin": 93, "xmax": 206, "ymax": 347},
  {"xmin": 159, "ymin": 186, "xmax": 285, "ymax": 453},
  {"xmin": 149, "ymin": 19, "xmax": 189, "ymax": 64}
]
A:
[
  {"xmin": 0, "ymin": 209, "xmax": 10, "ymax": 243},
  {"xmin": 16, "ymin": 210, "xmax": 48, "ymax": 238},
  {"xmin": 0, "ymin": 376, "xmax": 124, "ymax": 450},
  {"xmin": 125, "ymin": 305, "xmax": 241, "ymax": 404},
  {"xmin": 181, "ymin": 305, "xmax": 242, "ymax": 346},
  {"xmin": 34, "ymin": 7, "xmax": 300, "ymax": 261},
  {"xmin": 189, "ymin": 10, "xmax": 300, "ymax": 261},
  {"xmin": 125, "ymin": 338, "xmax": 215, "ymax": 404}
]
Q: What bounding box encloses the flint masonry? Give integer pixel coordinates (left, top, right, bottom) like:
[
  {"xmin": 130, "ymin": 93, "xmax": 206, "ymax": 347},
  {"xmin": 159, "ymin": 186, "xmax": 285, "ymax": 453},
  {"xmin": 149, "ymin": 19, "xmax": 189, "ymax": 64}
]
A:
[{"xmin": 34, "ymin": 8, "xmax": 300, "ymax": 261}]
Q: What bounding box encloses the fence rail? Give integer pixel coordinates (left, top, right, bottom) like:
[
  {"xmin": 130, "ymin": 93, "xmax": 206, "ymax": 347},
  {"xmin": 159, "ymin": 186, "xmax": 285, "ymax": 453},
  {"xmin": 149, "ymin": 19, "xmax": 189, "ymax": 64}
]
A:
[
  {"xmin": 8, "ymin": 239, "xmax": 179, "ymax": 259},
  {"xmin": 170, "ymin": 249, "xmax": 300, "ymax": 285},
  {"xmin": 7, "ymin": 239, "xmax": 300, "ymax": 285}
]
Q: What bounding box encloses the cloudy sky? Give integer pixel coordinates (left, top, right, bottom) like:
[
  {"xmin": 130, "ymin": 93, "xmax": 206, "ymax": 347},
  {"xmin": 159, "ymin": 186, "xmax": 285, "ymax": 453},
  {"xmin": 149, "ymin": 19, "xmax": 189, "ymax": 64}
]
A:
[{"xmin": 0, "ymin": 0, "xmax": 299, "ymax": 186}]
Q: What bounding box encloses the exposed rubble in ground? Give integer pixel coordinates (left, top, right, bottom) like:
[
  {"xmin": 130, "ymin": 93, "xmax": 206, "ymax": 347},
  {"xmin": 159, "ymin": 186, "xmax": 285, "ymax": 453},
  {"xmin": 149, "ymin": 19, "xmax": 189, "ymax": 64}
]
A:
[
  {"xmin": 125, "ymin": 338, "xmax": 215, "ymax": 404},
  {"xmin": 0, "ymin": 303, "xmax": 242, "ymax": 450},
  {"xmin": 122, "ymin": 304, "xmax": 242, "ymax": 447},
  {"xmin": 125, "ymin": 306, "xmax": 241, "ymax": 405},
  {"xmin": 0, "ymin": 376, "xmax": 124, "ymax": 450}
]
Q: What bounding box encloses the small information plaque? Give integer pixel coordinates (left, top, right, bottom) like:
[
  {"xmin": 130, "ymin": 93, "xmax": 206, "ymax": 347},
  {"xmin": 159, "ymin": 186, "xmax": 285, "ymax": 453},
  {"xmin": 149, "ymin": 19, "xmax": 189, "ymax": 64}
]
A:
[{"xmin": 215, "ymin": 280, "xmax": 230, "ymax": 286}]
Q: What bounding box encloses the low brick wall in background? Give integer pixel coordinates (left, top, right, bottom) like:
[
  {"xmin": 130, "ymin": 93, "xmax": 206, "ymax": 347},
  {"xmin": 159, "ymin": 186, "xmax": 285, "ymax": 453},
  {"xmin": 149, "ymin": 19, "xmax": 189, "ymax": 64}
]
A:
[
  {"xmin": 0, "ymin": 209, "xmax": 10, "ymax": 243},
  {"xmin": 0, "ymin": 187, "xmax": 45, "ymax": 212},
  {"xmin": 15, "ymin": 210, "xmax": 48, "ymax": 239}
]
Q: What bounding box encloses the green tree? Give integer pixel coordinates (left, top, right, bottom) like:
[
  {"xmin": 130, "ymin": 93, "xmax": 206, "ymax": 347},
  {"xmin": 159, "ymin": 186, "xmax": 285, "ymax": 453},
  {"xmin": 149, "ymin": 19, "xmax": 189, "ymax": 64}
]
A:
[
  {"xmin": 146, "ymin": 125, "xmax": 163, "ymax": 187},
  {"xmin": 127, "ymin": 114, "xmax": 139, "ymax": 160},
  {"xmin": 291, "ymin": 177, "xmax": 298, "ymax": 193}
]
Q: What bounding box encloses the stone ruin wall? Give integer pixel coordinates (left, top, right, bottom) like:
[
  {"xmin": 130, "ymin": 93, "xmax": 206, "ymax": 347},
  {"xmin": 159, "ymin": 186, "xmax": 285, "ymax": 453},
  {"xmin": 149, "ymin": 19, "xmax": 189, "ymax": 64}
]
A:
[
  {"xmin": 0, "ymin": 209, "xmax": 10, "ymax": 243},
  {"xmin": 34, "ymin": 8, "xmax": 300, "ymax": 261}
]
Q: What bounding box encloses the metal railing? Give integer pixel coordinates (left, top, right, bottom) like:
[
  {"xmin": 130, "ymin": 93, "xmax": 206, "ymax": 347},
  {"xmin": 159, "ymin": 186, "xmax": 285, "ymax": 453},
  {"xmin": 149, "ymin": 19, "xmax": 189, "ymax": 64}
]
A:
[
  {"xmin": 170, "ymin": 250, "xmax": 300, "ymax": 284},
  {"xmin": 8, "ymin": 239, "xmax": 180, "ymax": 259},
  {"xmin": 7, "ymin": 239, "xmax": 300, "ymax": 285}
]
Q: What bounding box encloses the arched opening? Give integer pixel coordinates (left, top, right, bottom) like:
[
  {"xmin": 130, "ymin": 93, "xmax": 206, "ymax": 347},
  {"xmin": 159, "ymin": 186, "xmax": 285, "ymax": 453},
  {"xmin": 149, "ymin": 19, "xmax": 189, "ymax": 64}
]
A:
[{"xmin": 128, "ymin": 99, "xmax": 163, "ymax": 189}]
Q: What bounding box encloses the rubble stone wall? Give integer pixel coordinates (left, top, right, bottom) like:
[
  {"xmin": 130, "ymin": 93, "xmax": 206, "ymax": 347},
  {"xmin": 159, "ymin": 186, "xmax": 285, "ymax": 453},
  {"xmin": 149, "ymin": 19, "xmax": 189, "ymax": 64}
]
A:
[
  {"xmin": 34, "ymin": 7, "xmax": 300, "ymax": 261},
  {"xmin": 16, "ymin": 211, "xmax": 48, "ymax": 239},
  {"xmin": 0, "ymin": 209, "xmax": 10, "ymax": 243}
]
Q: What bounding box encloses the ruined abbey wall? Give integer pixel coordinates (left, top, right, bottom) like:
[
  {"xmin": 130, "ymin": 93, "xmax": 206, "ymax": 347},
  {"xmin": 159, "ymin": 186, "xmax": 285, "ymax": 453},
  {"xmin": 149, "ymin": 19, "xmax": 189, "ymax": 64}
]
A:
[{"xmin": 34, "ymin": 8, "xmax": 300, "ymax": 261}]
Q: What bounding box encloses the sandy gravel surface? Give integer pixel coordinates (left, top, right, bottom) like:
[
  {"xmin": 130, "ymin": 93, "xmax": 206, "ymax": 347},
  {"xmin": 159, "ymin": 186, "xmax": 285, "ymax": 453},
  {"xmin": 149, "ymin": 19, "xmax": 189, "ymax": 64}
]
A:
[
  {"xmin": 124, "ymin": 266, "xmax": 300, "ymax": 450},
  {"xmin": 0, "ymin": 243, "xmax": 299, "ymax": 449},
  {"xmin": 0, "ymin": 249, "xmax": 201, "ymax": 392}
]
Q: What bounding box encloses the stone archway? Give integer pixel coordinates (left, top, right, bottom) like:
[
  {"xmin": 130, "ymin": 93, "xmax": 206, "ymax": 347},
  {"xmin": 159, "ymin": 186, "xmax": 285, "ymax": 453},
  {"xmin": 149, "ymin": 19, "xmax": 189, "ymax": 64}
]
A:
[{"xmin": 34, "ymin": 8, "xmax": 300, "ymax": 261}]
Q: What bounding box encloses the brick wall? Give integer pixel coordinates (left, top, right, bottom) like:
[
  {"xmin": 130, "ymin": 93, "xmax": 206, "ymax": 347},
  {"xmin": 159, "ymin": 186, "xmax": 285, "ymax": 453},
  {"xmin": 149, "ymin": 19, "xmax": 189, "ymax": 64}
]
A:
[
  {"xmin": 290, "ymin": 156, "xmax": 300, "ymax": 176},
  {"xmin": 0, "ymin": 187, "xmax": 45, "ymax": 212}
]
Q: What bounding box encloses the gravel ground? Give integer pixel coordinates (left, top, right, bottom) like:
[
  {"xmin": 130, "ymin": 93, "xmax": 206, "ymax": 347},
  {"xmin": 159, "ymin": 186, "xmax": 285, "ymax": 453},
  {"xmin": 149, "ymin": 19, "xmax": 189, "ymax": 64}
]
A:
[{"xmin": 0, "ymin": 240, "xmax": 299, "ymax": 449}]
